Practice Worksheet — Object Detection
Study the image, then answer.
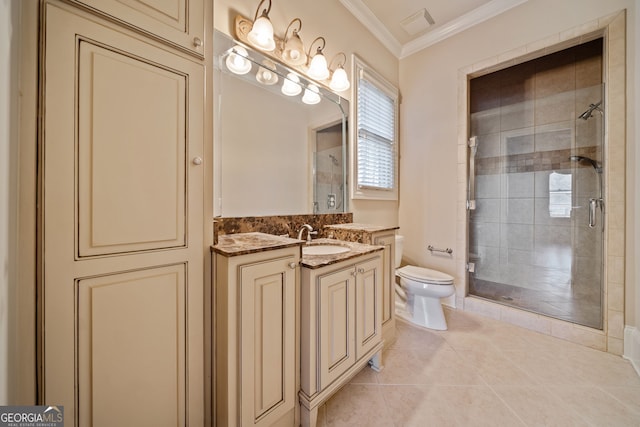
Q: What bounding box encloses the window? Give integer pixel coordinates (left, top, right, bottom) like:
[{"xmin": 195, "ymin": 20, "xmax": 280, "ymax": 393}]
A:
[
  {"xmin": 352, "ymin": 55, "xmax": 399, "ymax": 200},
  {"xmin": 548, "ymin": 172, "xmax": 572, "ymax": 218}
]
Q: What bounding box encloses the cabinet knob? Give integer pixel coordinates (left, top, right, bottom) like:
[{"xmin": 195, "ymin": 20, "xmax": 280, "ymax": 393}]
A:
[
  {"xmin": 193, "ymin": 37, "xmax": 203, "ymax": 47},
  {"xmin": 357, "ymin": 268, "xmax": 365, "ymax": 274},
  {"xmin": 288, "ymin": 262, "xmax": 297, "ymax": 269},
  {"xmin": 192, "ymin": 157, "xmax": 203, "ymax": 165},
  {"xmin": 351, "ymin": 271, "xmax": 357, "ymax": 277}
]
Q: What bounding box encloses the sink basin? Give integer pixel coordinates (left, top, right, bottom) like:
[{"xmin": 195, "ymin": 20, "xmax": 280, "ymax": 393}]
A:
[{"xmin": 302, "ymin": 244, "xmax": 350, "ymax": 256}]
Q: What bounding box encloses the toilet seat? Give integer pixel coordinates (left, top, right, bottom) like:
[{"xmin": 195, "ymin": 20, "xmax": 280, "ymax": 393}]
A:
[{"xmin": 396, "ymin": 265, "xmax": 454, "ymax": 284}]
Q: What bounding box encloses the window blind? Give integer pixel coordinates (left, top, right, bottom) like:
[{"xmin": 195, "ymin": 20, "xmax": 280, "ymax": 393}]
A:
[{"xmin": 356, "ymin": 78, "xmax": 396, "ymax": 190}]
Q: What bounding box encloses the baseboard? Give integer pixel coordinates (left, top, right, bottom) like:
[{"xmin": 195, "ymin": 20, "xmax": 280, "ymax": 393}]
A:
[{"xmin": 624, "ymin": 326, "xmax": 640, "ymax": 377}]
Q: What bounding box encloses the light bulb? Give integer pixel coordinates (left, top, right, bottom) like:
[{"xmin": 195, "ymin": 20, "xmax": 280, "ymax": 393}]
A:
[
  {"xmin": 308, "ymin": 52, "xmax": 330, "ymax": 80},
  {"xmin": 281, "ymin": 73, "xmax": 302, "ymax": 96},
  {"xmin": 282, "ymin": 32, "xmax": 306, "ymax": 66},
  {"xmin": 247, "ymin": 15, "xmax": 276, "ymax": 51},
  {"xmin": 302, "ymin": 84, "xmax": 321, "ymax": 105},
  {"xmin": 329, "ymin": 67, "xmax": 350, "ymax": 92},
  {"xmin": 225, "ymin": 46, "xmax": 251, "ymax": 75},
  {"xmin": 256, "ymin": 60, "xmax": 278, "ymax": 85}
]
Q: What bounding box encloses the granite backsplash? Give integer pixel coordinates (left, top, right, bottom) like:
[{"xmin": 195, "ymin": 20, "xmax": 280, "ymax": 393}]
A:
[{"xmin": 214, "ymin": 213, "xmax": 354, "ymax": 242}]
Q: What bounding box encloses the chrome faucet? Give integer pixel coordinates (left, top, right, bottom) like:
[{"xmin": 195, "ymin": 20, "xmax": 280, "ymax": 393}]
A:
[{"xmin": 297, "ymin": 224, "xmax": 317, "ymax": 243}]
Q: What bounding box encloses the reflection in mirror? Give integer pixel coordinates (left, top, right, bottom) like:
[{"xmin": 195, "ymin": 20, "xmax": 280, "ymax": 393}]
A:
[{"xmin": 213, "ymin": 30, "xmax": 349, "ymax": 217}]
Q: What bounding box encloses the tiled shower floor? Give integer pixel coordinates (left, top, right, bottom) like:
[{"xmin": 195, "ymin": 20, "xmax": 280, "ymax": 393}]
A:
[{"xmin": 469, "ymin": 278, "xmax": 602, "ymax": 329}]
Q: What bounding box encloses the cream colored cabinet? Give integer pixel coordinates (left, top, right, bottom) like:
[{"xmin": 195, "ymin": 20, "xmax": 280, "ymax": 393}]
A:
[
  {"xmin": 371, "ymin": 232, "xmax": 396, "ymax": 345},
  {"xmin": 69, "ymin": 0, "xmax": 205, "ymax": 56},
  {"xmin": 354, "ymin": 257, "xmax": 383, "ymax": 359},
  {"xmin": 300, "ymin": 254, "xmax": 383, "ymax": 427},
  {"xmin": 317, "ymin": 267, "xmax": 356, "ymax": 389},
  {"xmin": 324, "ymin": 225, "xmax": 397, "ymax": 348},
  {"xmin": 215, "ymin": 246, "xmax": 300, "ymax": 427},
  {"xmin": 42, "ymin": 3, "xmax": 205, "ymax": 426}
]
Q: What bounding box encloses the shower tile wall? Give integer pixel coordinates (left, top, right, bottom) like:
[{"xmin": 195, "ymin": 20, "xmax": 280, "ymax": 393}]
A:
[{"xmin": 469, "ymin": 39, "xmax": 603, "ymax": 328}]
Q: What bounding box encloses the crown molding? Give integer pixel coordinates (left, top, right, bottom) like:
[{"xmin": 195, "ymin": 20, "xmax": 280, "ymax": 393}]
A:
[
  {"xmin": 340, "ymin": 0, "xmax": 528, "ymax": 59},
  {"xmin": 400, "ymin": 0, "xmax": 528, "ymax": 58},
  {"xmin": 338, "ymin": 0, "xmax": 403, "ymax": 57}
]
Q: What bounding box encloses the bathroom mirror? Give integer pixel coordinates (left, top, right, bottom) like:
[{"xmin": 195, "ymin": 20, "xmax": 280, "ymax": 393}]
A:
[{"xmin": 213, "ymin": 30, "xmax": 349, "ymax": 217}]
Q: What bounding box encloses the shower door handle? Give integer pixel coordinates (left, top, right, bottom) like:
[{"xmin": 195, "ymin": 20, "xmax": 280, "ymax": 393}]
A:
[
  {"xmin": 588, "ymin": 198, "xmax": 597, "ymax": 228},
  {"xmin": 467, "ymin": 136, "xmax": 477, "ymax": 210}
]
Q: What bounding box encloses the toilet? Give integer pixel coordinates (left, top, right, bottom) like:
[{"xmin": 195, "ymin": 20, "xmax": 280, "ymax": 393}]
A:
[{"xmin": 394, "ymin": 235, "xmax": 455, "ymax": 330}]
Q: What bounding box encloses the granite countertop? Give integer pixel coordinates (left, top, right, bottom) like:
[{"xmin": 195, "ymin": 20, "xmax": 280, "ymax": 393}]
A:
[
  {"xmin": 324, "ymin": 223, "xmax": 400, "ymax": 233},
  {"xmin": 300, "ymin": 238, "xmax": 384, "ymax": 269},
  {"xmin": 212, "ymin": 232, "xmax": 303, "ymax": 257}
]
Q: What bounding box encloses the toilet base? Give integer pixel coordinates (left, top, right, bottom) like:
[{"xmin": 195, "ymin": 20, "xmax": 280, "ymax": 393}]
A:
[{"xmin": 395, "ymin": 287, "xmax": 449, "ymax": 331}]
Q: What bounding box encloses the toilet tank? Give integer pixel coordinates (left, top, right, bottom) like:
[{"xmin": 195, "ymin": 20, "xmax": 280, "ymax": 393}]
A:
[{"xmin": 395, "ymin": 235, "xmax": 404, "ymax": 268}]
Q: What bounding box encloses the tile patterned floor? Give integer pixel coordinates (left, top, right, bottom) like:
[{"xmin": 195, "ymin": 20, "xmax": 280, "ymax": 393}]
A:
[
  {"xmin": 316, "ymin": 309, "xmax": 640, "ymax": 426},
  {"xmin": 469, "ymin": 279, "xmax": 602, "ymax": 329}
]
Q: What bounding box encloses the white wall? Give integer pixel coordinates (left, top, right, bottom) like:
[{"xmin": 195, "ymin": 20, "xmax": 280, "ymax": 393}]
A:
[
  {"xmin": 213, "ymin": 0, "xmax": 400, "ymax": 226},
  {"xmin": 0, "ymin": 0, "xmax": 20, "ymax": 404},
  {"xmin": 399, "ymin": 0, "xmax": 638, "ymax": 327}
]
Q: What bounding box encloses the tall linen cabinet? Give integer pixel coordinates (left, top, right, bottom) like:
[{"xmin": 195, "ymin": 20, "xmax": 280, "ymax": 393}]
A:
[{"xmin": 39, "ymin": 1, "xmax": 209, "ymax": 425}]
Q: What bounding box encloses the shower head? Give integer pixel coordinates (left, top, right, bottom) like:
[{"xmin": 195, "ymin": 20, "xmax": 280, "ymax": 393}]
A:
[
  {"xmin": 578, "ymin": 101, "xmax": 603, "ymax": 120},
  {"xmin": 569, "ymin": 155, "xmax": 602, "ymax": 173}
]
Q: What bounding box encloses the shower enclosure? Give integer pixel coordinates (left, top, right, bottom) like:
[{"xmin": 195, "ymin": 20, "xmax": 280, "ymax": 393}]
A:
[{"xmin": 467, "ymin": 39, "xmax": 604, "ymax": 329}]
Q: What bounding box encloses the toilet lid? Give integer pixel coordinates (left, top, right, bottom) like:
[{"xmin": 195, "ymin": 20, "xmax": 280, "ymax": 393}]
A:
[{"xmin": 397, "ymin": 265, "xmax": 454, "ymax": 284}]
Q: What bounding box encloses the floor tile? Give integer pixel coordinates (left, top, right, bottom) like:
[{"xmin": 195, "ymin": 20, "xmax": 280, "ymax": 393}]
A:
[{"xmin": 320, "ymin": 309, "xmax": 640, "ymax": 426}]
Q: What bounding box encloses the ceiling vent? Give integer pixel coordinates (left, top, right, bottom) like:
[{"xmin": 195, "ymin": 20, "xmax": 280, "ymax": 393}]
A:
[{"xmin": 400, "ymin": 8, "xmax": 435, "ymax": 35}]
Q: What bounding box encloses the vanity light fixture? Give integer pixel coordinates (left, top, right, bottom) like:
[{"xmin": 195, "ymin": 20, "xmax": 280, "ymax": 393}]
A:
[
  {"xmin": 306, "ymin": 37, "xmax": 330, "ymax": 80},
  {"xmin": 232, "ymin": 9, "xmax": 350, "ymax": 96},
  {"xmin": 281, "ymin": 72, "xmax": 303, "ymax": 96},
  {"xmin": 281, "ymin": 18, "xmax": 306, "ymax": 66},
  {"xmin": 256, "ymin": 59, "xmax": 279, "ymax": 85},
  {"xmin": 302, "ymin": 83, "xmax": 321, "ymax": 105},
  {"xmin": 329, "ymin": 52, "xmax": 350, "ymax": 92},
  {"xmin": 247, "ymin": 0, "xmax": 276, "ymax": 52},
  {"xmin": 225, "ymin": 45, "xmax": 252, "ymax": 75}
]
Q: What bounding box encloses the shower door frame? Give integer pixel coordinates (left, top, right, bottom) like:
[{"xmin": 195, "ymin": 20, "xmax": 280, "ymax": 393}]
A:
[{"xmin": 456, "ymin": 11, "xmax": 627, "ymax": 354}]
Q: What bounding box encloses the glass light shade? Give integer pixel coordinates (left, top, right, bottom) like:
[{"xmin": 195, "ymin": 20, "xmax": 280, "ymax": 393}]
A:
[
  {"xmin": 281, "ymin": 73, "xmax": 302, "ymax": 96},
  {"xmin": 282, "ymin": 33, "xmax": 306, "ymax": 66},
  {"xmin": 225, "ymin": 46, "xmax": 251, "ymax": 75},
  {"xmin": 307, "ymin": 52, "xmax": 330, "ymax": 80},
  {"xmin": 256, "ymin": 60, "xmax": 279, "ymax": 85},
  {"xmin": 247, "ymin": 15, "xmax": 276, "ymax": 51},
  {"xmin": 329, "ymin": 67, "xmax": 350, "ymax": 92},
  {"xmin": 302, "ymin": 84, "xmax": 321, "ymax": 105}
]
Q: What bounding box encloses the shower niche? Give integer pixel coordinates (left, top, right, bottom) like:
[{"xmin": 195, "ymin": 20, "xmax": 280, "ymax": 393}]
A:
[{"xmin": 467, "ymin": 38, "xmax": 605, "ymax": 329}]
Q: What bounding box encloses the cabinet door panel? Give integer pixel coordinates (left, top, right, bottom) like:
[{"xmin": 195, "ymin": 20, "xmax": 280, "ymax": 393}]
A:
[
  {"xmin": 70, "ymin": 0, "xmax": 204, "ymax": 56},
  {"xmin": 240, "ymin": 257, "xmax": 296, "ymax": 426},
  {"xmin": 374, "ymin": 234, "xmax": 395, "ymax": 325},
  {"xmin": 77, "ymin": 41, "xmax": 186, "ymax": 257},
  {"xmin": 319, "ymin": 269, "xmax": 355, "ymax": 389},
  {"xmin": 356, "ymin": 258, "xmax": 383, "ymax": 359},
  {"xmin": 77, "ymin": 265, "xmax": 186, "ymax": 427}
]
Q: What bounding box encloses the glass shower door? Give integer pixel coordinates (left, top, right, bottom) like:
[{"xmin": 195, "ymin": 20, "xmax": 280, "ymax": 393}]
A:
[{"xmin": 467, "ymin": 52, "xmax": 604, "ymax": 329}]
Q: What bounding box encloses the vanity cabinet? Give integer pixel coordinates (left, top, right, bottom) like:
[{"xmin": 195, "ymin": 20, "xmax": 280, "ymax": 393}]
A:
[
  {"xmin": 214, "ymin": 240, "xmax": 300, "ymax": 427},
  {"xmin": 300, "ymin": 254, "xmax": 383, "ymax": 427},
  {"xmin": 67, "ymin": 0, "xmax": 205, "ymax": 56},
  {"xmin": 324, "ymin": 224, "xmax": 398, "ymax": 348}
]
